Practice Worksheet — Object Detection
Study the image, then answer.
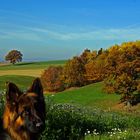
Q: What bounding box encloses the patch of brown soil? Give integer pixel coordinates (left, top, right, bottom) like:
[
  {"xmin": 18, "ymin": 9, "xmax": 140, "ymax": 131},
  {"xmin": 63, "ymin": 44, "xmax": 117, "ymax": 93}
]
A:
[
  {"xmin": 112, "ymin": 103, "xmax": 125, "ymax": 110},
  {"xmin": 0, "ymin": 62, "xmax": 9, "ymax": 66},
  {"xmin": 112, "ymin": 102, "xmax": 140, "ymax": 114}
]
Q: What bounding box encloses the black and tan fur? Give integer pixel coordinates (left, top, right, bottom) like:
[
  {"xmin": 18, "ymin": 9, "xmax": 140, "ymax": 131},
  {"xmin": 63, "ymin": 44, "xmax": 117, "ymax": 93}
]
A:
[{"xmin": 0, "ymin": 78, "xmax": 46, "ymax": 140}]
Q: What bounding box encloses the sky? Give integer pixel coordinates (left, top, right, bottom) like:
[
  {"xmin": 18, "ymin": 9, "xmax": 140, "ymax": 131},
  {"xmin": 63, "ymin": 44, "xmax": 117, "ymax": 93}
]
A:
[{"xmin": 0, "ymin": 0, "xmax": 140, "ymax": 61}]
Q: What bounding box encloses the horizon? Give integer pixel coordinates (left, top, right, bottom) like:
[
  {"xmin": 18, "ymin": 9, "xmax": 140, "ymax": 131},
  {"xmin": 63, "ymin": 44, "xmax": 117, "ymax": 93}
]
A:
[{"xmin": 0, "ymin": 0, "xmax": 140, "ymax": 61}]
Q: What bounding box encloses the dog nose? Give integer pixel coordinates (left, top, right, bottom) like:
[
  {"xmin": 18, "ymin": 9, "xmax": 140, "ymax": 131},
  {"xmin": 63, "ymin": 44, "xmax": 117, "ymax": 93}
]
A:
[
  {"xmin": 34, "ymin": 118, "xmax": 44, "ymax": 128},
  {"xmin": 36, "ymin": 122, "xmax": 43, "ymax": 128}
]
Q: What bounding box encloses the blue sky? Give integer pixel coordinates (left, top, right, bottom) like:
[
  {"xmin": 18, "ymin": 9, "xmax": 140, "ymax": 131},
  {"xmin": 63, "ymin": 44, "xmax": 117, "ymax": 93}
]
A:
[{"xmin": 0, "ymin": 0, "xmax": 140, "ymax": 61}]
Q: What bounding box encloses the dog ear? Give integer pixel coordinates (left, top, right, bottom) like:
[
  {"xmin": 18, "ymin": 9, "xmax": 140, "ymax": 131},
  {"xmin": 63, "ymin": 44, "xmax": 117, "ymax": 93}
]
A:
[
  {"xmin": 28, "ymin": 78, "xmax": 43, "ymax": 97},
  {"xmin": 28, "ymin": 78, "xmax": 46, "ymax": 122},
  {"xmin": 6, "ymin": 82, "xmax": 22, "ymax": 104}
]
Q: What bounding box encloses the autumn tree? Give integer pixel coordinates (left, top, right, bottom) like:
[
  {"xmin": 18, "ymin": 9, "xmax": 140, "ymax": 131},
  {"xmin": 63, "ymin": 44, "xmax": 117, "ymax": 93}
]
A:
[
  {"xmin": 5, "ymin": 50, "xmax": 23, "ymax": 64},
  {"xmin": 41, "ymin": 66, "xmax": 64, "ymax": 92},
  {"xmin": 80, "ymin": 49, "xmax": 91, "ymax": 64},
  {"xmin": 85, "ymin": 50, "xmax": 107, "ymax": 83},
  {"xmin": 62, "ymin": 56, "xmax": 87, "ymax": 88},
  {"xmin": 80, "ymin": 49, "xmax": 97, "ymax": 64},
  {"xmin": 104, "ymin": 41, "xmax": 140, "ymax": 103},
  {"xmin": 97, "ymin": 48, "xmax": 103, "ymax": 56}
]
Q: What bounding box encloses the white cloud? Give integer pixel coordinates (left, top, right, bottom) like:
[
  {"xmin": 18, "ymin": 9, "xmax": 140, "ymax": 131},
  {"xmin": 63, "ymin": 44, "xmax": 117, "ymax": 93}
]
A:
[
  {"xmin": 25, "ymin": 26, "xmax": 140, "ymax": 41},
  {"xmin": 0, "ymin": 9, "xmax": 140, "ymax": 42},
  {"xmin": 0, "ymin": 21, "xmax": 140, "ymax": 42},
  {"xmin": 0, "ymin": 30, "xmax": 42, "ymax": 41}
]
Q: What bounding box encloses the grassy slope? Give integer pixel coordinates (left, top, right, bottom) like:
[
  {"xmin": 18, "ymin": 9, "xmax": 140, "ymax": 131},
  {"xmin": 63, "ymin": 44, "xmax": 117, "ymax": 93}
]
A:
[
  {"xmin": 0, "ymin": 60, "xmax": 66, "ymax": 89},
  {"xmin": 0, "ymin": 60, "xmax": 120, "ymax": 110},
  {"xmin": 0, "ymin": 76, "xmax": 120, "ymax": 110},
  {"xmin": 0, "ymin": 60, "xmax": 66, "ymax": 70},
  {"xmin": 0, "ymin": 60, "xmax": 66, "ymax": 77},
  {"xmin": 0, "ymin": 75, "xmax": 35, "ymax": 90},
  {"xmin": 53, "ymin": 82, "xmax": 120, "ymax": 110}
]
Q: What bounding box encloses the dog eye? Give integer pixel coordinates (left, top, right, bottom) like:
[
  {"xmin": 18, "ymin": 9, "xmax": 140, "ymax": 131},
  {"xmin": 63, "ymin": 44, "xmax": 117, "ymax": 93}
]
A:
[
  {"xmin": 24, "ymin": 107, "xmax": 30, "ymax": 114},
  {"xmin": 34, "ymin": 103, "xmax": 38, "ymax": 109}
]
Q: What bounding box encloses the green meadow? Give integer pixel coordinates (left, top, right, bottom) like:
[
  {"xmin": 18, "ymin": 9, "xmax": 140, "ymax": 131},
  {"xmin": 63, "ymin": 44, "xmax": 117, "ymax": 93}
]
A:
[
  {"xmin": 52, "ymin": 82, "xmax": 120, "ymax": 110},
  {"xmin": 0, "ymin": 60, "xmax": 120, "ymax": 110},
  {"xmin": 0, "ymin": 60, "xmax": 66, "ymax": 90},
  {"xmin": 1, "ymin": 60, "xmax": 140, "ymax": 140},
  {"xmin": 0, "ymin": 60, "xmax": 133, "ymax": 111},
  {"xmin": 0, "ymin": 60, "xmax": 66, "ymax": 77},
  {"xmin": 0, "ymin": 75, "xmax": 120, "ymax": 110},
  {"xmin": 0, "ymin": 60, "xmax": 66, "ymax": 70},
  {"xmin": 0, "ymin": 75, "xmax": 35, "ymax": 90}
]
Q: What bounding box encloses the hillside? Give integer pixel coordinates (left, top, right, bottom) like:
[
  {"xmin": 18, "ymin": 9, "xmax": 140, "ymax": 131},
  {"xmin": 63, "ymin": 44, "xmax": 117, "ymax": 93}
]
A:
[
  {"xmin": 0, "ymin": 60, "xmax": 136, "ymax": 112},
  {"xmin": 51, "ymin": 82, "xmax": 120, "ymax": 110},
  {"xmin": 0, "ymin": 60, "xmax": 66, "ymax": 77},
  {"xmin": 0, "ymin": 75, "xmax": 35, "ymax": 90},
  {"xmin": 0, "ymin": 74, "xmax": 120, "ymax": 110}
]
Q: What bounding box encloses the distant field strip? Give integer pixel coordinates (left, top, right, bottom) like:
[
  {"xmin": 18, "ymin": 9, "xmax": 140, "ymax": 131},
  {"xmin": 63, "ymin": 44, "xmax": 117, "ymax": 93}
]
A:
[
  {"xmin": 0, "ymin": 69, "xmax": 44, "ymax": 77},
  {"xmin": 0, "ymin": 60, "xmax": 66, "ymax": 77}
]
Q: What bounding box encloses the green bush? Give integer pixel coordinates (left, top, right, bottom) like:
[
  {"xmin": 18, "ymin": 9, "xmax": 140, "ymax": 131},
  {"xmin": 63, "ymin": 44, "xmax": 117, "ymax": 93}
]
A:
[
  {"xmin": 1, "ymin": 94, "xmax": 140, "ymax": 140},
  {"xmin": 0, "ymin": 90, "xmax": 5, "ymax": 132},
  {"xmin": 85, "ymin": 129, "xmax": 140, "ymax": 140},
  {"xmin": 40, "ymin": 103, "xmax": 87, "ymax": 140},
  {"xmin": 40, "ymin": 97, "xmax": 140, "ymax": 140},
  {"xmin": 0, "ymin": 90, "xmax": 5, "ymax": 117}
]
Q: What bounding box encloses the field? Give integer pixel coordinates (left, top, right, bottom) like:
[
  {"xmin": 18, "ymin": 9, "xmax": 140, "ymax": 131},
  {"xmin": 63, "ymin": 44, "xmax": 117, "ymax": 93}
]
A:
[
  {"xmin": 0, "ymin": 75, "xmax": 120, "ymax": 110},
  {"xmin": 53, "ymin": 82, "xmax": 120, "ymax": 110},
  {"xmin": 0, "ymin": 60, "xmax": 140, "ymax": 140},
  {"xmin": 0, "ymin": 60, "xmax": 138, "ymax": 111},
  {"xmin": 0, "ymin": 60, "xmax": 66, "ymax": 89},
  {"xmin": 0, "ymin": 75, "xmax": 35, "ymax": 90},
  {"xmin": 0, "ymin": 60, "xmax": 66, "ymax": 77},
  {"xmin": 0, "ymin": 60, "xmax": 120, "ymax": 110}
]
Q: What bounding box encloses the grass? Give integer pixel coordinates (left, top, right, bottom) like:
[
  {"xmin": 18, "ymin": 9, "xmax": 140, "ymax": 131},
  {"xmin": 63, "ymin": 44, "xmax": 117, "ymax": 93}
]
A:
[
  {"xmin": 0, "ymin": 75, "xmax": 35, "ymax": 90},
  {"xmin": 85, "ymin": 129, "xmax": 140, "ymax": 140},
  {"xmin": 52, "ymin": 82, "xmax": 120, "ymax": 110},
  {"xmin": 0, "ymin": 60, "xmax": 66, "ymax": 77},
  {"xmin": 0, "ymin": 74, "xmax": 120, "ymax": 110},
  {"xmin": 0, "ymin": 61, "xmax": 140, "ymax": 139},
  {"xmin": 0, "ymin": 60, "xmax": 66, "ymax": 70},
  {"xmin": 0, "ymin": 69, "xmax": 44, "ymax": 77}
]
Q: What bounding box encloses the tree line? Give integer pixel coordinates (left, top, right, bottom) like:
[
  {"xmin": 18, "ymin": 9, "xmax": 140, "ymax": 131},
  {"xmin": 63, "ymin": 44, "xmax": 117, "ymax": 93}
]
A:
[{"xmin": 41, "ymin": 41, "xmax": 140, "ymax": 104}]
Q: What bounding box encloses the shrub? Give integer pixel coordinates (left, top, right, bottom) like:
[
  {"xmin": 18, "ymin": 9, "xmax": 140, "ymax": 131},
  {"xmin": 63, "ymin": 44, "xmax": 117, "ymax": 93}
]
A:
[
  {"xmin": 62, "ymin": 56, "xmax": 87, "ymax": 88},
  {"xmin": 85, "ymin": 129, "xmax": 140, "ymax": 140},
  {"xmin": 1, "ymin": 94, "xmax": 140, "ymax": 140},
  {"xmin": 0, "ymin": 90, "xmax": 5, "ymax": 117},
  {"xmin": 40, "ymin": 99, "xmax": 140, "ymax": 140},
  {"xmin": 41, "ymin": 66, "xmax": 64, "ymax": 92},
  {"xmin": 0, "ymin": 90, "xmax": 5, "ymax": 131}
]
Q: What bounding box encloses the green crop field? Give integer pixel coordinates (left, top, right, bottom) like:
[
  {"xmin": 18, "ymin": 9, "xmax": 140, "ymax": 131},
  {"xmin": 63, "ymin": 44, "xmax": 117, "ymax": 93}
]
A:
[
  {"xmin": 0, "ymin": 60, "xmax": 66, "ymax": 70},
  {"xmin": 0, "ymin": 60, "xmax": 66, "ymax": 77}
]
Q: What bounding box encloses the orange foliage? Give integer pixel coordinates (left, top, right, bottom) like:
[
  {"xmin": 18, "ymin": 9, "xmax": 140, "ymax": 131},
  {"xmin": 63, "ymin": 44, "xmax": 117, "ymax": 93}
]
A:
[{"xmin": 41, "ymin": 66, "xmax": 64, "ymax": 92}]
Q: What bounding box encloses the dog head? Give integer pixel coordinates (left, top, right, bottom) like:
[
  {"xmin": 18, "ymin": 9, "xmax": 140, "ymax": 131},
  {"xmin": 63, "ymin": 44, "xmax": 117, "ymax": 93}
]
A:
[{"xmin": 5, "ymin": 78, "xmax": 45, "ymax": 134}]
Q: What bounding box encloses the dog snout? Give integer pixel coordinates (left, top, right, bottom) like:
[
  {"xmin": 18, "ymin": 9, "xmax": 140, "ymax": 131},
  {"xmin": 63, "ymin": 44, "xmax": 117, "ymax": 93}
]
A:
[
  {"xmin": 36, "ymin": 122, "xmax": 43, "ymax": 128},
  {"xmin": 33, "ymin": 118, "xmax": 43, "ymax": 128}
]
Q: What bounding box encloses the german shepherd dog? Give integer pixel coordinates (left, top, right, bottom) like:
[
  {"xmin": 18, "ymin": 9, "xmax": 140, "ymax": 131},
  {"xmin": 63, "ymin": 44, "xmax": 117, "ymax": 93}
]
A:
[{"xmin": 0, "ymin": 78, "xmax": 46, "ymax": 140}]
